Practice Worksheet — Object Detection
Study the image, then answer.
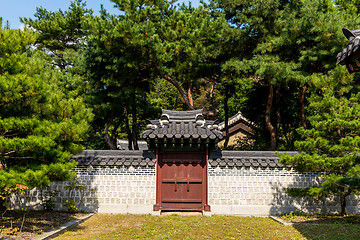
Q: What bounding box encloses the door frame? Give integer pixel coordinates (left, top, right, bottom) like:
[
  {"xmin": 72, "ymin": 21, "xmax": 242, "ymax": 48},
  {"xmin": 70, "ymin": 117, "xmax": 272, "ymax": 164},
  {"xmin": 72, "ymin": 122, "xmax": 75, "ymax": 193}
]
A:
[{"xmin": 153, "ymin": 148, "xmax": 210, "ymax": 212}]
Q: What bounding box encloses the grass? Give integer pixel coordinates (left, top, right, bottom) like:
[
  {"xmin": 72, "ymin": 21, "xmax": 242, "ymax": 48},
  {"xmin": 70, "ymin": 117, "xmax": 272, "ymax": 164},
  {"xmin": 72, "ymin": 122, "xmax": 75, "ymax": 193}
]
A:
[
  {"xmin": 2, "ymin": 211, "xmax": 360, "ymax": 239},
  {"xmin": 54, "ymin": 213, "xmax": 360, "ymax": 240}
]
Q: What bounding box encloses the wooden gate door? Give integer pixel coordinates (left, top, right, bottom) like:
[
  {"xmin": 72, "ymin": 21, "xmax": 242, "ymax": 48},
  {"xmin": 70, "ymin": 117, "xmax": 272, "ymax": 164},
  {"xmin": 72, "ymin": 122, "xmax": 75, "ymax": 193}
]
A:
[{"xmin": 155, "ymin": 151, "xmax": 209, "ymax": 211}]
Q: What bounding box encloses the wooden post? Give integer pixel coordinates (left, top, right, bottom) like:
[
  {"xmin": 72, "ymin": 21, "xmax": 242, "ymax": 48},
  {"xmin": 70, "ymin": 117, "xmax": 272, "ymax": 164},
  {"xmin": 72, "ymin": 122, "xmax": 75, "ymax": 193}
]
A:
[
  {"xmin": 203, "ymin": 147, "xmax": 211, "ymax": 211},
  {"xmin": 153, "ymin": 147, "xmax": 161, "ymax": 211}
]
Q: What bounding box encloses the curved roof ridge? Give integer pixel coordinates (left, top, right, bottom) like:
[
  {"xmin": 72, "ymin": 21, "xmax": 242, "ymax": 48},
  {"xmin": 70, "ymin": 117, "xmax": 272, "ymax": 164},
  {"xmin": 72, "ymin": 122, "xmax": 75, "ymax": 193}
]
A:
[
  {"xmin": 141, "ymin": 109, "xmax": 223, "ymax": 147},
  {"xmin": 162, "ymin": 109, "xmax": 203, "ymax": 121},
  {"xmin": 218, "ymin": 111, "xmax": 255, "ymax": 130}
]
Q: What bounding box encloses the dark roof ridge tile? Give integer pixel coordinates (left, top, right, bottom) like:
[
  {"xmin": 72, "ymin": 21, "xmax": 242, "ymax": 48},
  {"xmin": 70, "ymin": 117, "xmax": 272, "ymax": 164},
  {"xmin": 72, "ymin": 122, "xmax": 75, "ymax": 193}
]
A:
[
  {"xmin": 71, "ymin": 150, "xmax": 155, "ymax": 159},
  {"xmin": 216, "ymin": 150, "xmax": 298, "ymax": 158}
]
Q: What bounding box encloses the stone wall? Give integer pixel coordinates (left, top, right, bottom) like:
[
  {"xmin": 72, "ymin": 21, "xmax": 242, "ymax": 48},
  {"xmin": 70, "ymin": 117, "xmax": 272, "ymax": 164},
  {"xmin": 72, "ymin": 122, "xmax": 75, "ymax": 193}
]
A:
[
  {"xmin": 208, "ymin": 166, "xmax": 360, "ymax": 216},
  {"xmin": 75, "ymin": 165, "xmax": 156, "ymax": 213},
  {"xmin": 17, "ymin": 150, "xmax": 360, "ymax": 216},
  {"xmin": 23, "ymin": 165, "xmax": 156, "ymax": 214},
  {"xmin": 208, "ymin": 166, "xmax": 319, "ymax": 215}
]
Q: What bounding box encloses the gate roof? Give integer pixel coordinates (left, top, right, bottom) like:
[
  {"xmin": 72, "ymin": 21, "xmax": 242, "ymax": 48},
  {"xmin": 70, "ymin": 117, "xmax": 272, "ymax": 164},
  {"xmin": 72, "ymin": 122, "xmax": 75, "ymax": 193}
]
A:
[{"xmin": 141, "ymin": 109, "xmax": 223, "ymax": 150}]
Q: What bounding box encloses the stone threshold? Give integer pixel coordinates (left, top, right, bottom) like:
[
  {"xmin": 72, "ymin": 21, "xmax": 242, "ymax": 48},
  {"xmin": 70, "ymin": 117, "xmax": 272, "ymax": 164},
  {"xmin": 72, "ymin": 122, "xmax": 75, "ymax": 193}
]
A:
[{"xmin": 160, "ymin": 211, "xmax": 203, "ymax": 216}]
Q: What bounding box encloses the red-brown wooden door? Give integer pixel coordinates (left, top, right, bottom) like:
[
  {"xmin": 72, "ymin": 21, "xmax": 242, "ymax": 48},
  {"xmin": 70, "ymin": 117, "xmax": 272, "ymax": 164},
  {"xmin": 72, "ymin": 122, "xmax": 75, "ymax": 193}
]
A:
[{"xmin": 155, "ymin": 151, "xmax": 209, "ymax": 211}]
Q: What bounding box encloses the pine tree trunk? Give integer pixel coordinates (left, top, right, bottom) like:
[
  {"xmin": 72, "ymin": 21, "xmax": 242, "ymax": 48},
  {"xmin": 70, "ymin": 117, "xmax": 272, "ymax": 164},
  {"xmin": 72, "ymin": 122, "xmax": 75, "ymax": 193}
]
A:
[
  {"xmin": 104, "ymin": 122, "xmax": 117, "ymax": 150},
  {"xmin": 209, "ymin": 79, "xmax": 215, "ymax": 107},
  {"xmin": 188, "ymin": 82, "xmax": 194, "ymax": 107},
  {"xmin": 300, "ymin": 84, "xmax": 308, "ymax": 129},
  {"xmin": 103, "ymin": 111, "xmax": 117, "ymax": 150},
  {"xmin": 275, "ymin": 85, "xmax": 281, "ymax": 136},
  {"xmin": 124, "ymin": 107, "xmax": 133, "ymax": 150},
  {"xmin": 266, "ymin": 83, "xmax": 277, "ymax": 151},
  {"xmin": 224, "ymin": 85, "xmax": 230, "ymax": 149},
  {"xmin": 208, "ymin": 79, "xmax": 216, "ymax": 120},
  {"xmin": 154, "ymin": 66, "xmax": 195, "ymax": 110},
  {"xmin": 111, "ymin": 120, "xmax": 121, "ymax": 147},
  {"xmin": 340, "ymin": 194, "xmax": 347, "ymax": 216},
  {"xmin": 131, "ymin": 90, "xmax": 139, "ymax": 150},
  {"xmin": 166, "ymin": 75, "xmax": 194, "ymax": 110}
]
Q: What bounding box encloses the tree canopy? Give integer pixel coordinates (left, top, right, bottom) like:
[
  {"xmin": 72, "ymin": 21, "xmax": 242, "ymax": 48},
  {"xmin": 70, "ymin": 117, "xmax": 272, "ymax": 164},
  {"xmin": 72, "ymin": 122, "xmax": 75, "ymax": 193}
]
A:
[
  {"xmin": 280, "ymin": 67, "xmax": 360, "ymax": 215},
  {"xmin": 21, "ymin": 0, "xmax": 93, "ymax": 70},
  {"xmin": 210, "ymin": 0, "xmax": 359, "ymax": 150},
  {"xmin": 8, "ymin": 0, "xmax": 360, "ymax": 152},
  {"xmin": 75, "ymin": 0, "xmax": 234, "ymax": 149},
  {"xmin": 0, "ymin": 21, "xmax": 92, "ymax": 206},
  {"xmin": 1, "ymin": 0, "xmax": 360, "ymax": 214}
]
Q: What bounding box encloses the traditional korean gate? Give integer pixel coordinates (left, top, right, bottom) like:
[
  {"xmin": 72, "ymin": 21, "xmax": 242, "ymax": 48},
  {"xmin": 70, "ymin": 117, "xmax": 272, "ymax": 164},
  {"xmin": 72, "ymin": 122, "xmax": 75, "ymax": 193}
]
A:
[
  {"xmin": 143, "ymin": 109, "xmax": 222, "ymax": 212},
  {"xmin": 154, "ymin": 151, "xmax": 209, "ymax": 211}
]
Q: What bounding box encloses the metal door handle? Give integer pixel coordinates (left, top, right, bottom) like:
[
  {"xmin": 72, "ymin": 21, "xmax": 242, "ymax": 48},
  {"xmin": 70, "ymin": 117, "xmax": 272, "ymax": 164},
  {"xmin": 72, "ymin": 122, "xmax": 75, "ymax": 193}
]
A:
[
  {"xmin": 174, "ymin": 178, "xmax": 177, "ymax": 192},
  {"xmin": 187, "ymin": 173, "xmax": 190, "ymax": 192}
]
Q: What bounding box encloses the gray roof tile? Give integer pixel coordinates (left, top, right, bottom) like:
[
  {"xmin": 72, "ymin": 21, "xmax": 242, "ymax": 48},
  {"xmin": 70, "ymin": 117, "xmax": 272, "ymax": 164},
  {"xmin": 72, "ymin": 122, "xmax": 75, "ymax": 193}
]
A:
[
  {"xmin": 208, "ymin": 150, "xmax": 297, "ymax": 168},
  {"xmin": 218, "ymin": 111, "xmax": 254, "ymax": 130},
  {"xmin": 141, "ymin": 109, "xmax": 223, "ymax": 142},
  {"xmin": 71, "ymin": 150, "xmax": 296, "ymax": 168},
  {"xmin": 70, "ymin": 150, "xmax": 156, "ymax": 167},
  {"xmin": 337, "ymin": 28, "xmax": 360, "ymax": 65}
]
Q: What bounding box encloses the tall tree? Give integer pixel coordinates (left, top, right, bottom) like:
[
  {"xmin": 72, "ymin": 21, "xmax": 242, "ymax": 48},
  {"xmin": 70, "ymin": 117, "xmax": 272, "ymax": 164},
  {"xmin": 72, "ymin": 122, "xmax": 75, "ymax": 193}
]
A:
[
  {"xmin": 21, "ymin": 0, "xmax": 105, "ymax": 149},
  {"xmin": 280, "ymin": 66, "xmax": 360, "ymax": 215},
  {"xmin": 0, "ymin": 24, "xmax": 93, "ymax": 208},
  {"xmin": 81, "ymin": 6, "xmax": 156, "ymax": 149},
  {"xmin": 211, "ymin": 0, "xmax": 359, "ymax": 150},
  {"xmin": 21, "ymin": 0, "xmax": 93, "ymax": 70},
  {"xmin": 108, "ymin": 0, "xmax": 230, "ymax": 110},
  {"xmin": 80, "ymin": 0, "xmax": 231, "ymax": 149}
]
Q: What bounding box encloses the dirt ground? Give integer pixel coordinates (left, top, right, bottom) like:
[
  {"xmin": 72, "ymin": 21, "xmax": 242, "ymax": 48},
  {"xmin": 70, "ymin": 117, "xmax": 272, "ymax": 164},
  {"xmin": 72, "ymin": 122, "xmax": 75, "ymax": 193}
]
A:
[{"xmin": 0, "ymin": 210, "xmax": 87, "ymax": 240}]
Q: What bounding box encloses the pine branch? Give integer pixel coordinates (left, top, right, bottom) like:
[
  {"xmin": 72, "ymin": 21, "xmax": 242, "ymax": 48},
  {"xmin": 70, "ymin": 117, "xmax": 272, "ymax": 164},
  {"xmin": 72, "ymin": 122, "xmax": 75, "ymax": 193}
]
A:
[{"xmin": 154, "ymin": 65, "xmax": 195, "ymax": 110}]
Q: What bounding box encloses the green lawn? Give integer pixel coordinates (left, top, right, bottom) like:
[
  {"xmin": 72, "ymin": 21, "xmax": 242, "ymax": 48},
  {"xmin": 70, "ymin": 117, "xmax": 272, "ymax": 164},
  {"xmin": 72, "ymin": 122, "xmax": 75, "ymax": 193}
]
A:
[{"xmin": 54, "ymin": 214, "xmax": 360, "ymax": 240}]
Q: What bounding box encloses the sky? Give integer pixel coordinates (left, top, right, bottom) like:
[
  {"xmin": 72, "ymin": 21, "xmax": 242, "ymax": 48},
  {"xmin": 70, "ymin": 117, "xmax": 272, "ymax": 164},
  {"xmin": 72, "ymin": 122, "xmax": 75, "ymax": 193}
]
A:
[{"xmin": 0, "ymin": 0, "xmax": 204, "ymax": 29}]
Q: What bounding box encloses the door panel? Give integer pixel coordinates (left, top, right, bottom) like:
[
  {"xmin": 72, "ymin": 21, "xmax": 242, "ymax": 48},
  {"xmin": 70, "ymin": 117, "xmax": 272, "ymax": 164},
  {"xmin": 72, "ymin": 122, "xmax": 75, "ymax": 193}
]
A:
[{"xmin": 159, "ymin": 153, "xmax": 205, "ymax": 211}]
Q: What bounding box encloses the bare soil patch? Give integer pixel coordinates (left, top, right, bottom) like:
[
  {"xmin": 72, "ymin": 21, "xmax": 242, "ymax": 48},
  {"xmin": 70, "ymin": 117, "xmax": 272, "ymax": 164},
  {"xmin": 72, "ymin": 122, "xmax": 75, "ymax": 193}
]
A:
[
  {"xmin": 279, "ymin": 211, "xmax": 360, "ymax": 224},
  {"xmin": 0, "ymin": 210, "xmax": 88, "ymax": 240}
]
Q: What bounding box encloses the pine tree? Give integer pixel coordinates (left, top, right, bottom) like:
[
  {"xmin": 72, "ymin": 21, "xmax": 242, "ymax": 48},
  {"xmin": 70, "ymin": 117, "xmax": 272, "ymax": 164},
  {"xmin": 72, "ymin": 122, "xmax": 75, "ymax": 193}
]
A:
[
  {"xmin": 0, "ymin": 22, "xmax": 93, "ymax": 208},
  {"xmin": 21, "ymin": 0, "xmax": 93, "ymax": 70},
  {"xmin": 210, "ymin": 0, "xmax": 359, "ymax": 150},
  {"xmin": 280, "ymin": 66, "xmax": 360, "ymax": 215},
  {"xmin": 80, "ymin": 0, "xmax": 231, "ymax": 149}
]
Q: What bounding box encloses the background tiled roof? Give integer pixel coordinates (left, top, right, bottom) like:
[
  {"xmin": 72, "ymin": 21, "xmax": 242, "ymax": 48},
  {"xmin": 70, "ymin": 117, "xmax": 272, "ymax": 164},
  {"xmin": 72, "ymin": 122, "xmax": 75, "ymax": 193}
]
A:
[
  {"xmin": 218, "ymin": 111, "xmax": 254, "ymax": 131},
  {"xmin": 337, "ymin": 28, "xmax": 360, "ymax": 65}
]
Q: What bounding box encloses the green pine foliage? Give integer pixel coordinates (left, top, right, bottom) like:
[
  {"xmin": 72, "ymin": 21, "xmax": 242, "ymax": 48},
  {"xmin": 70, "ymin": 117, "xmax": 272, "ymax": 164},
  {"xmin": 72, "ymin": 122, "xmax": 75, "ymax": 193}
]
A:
[
  {"xmin": 0, "ymin": 23, "xmax": 93, "ymax": 205},
  {"xmin": 280, "ymin": 66, "xmax": 360, "ymax": 215},
  {"xmin": 77, "ymin": 0, "xmax": 232, "ymax": 149},
  {"xmin": 21, "ymin": 0, "xmax": 93, "ymax": 70},
  {"xmin": 0, "ymin": 0, "xmax": 359, "ymax": 214},
  {"xmin": 210, "ymin": 0, "xmax": 360, "ymax": 150}
]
